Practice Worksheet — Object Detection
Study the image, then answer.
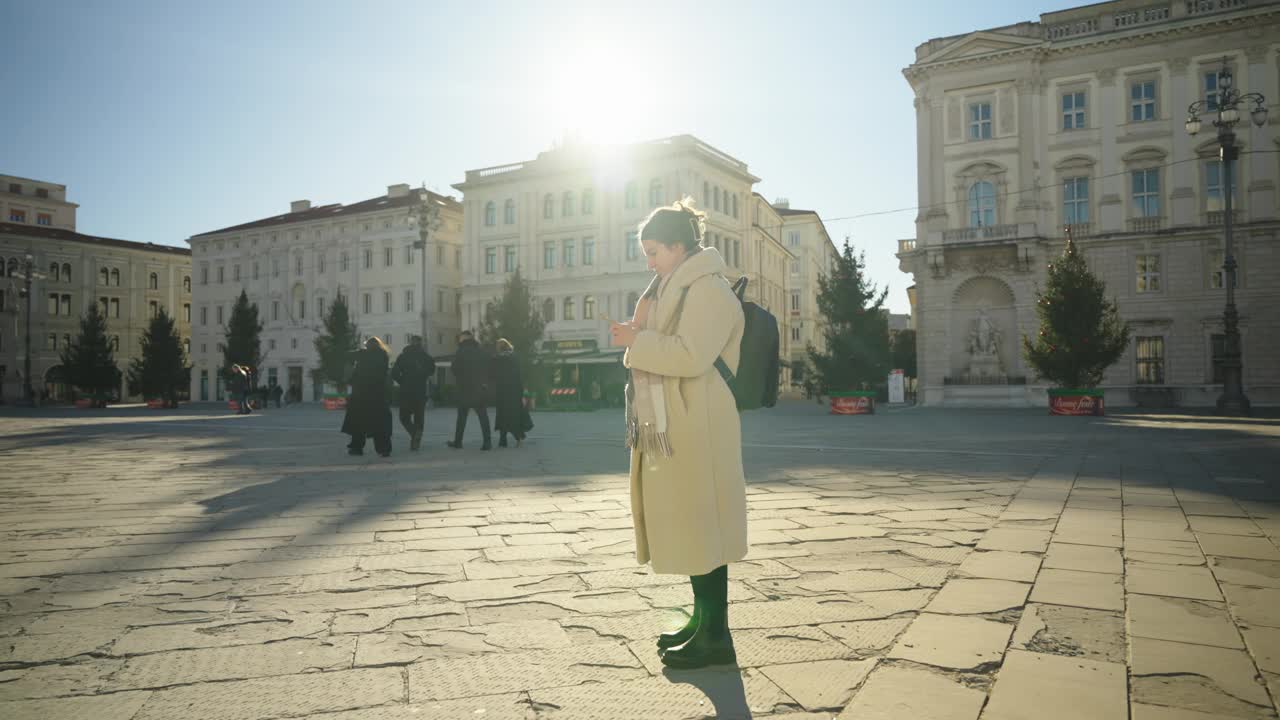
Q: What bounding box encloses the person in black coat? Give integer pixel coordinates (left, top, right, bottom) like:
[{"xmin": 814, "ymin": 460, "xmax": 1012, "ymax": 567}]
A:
[
  {"xmin": 447, "ymin": 330, "xmax": 492, "ymax": 450},
  {"xmin": 341, "ymin": 337, "xmax": 393, "ymax": 457},
  {"xmin": 492, "ymin": 338, "xmax": 533, "ymax": 448},
  {"xmin": 391, "ymin": 335, "xmax": 436, "ymax": 451}
]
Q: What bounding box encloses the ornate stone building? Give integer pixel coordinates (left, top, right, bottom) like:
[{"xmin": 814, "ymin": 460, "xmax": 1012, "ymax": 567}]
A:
[
  {"xmin": 775, "ymin": 202, "xmax": 840, "ymax": 391},
  {"xmin": 1, "ymin": 174, "xmax": 192, "ymax": 403},
  {"xmin": 897, "ymin": 0, "xmax": 1280, "ymax": 407},
  {"xmin": 186, "ymin": 184, "xmax": 463, "ymax": 403}
]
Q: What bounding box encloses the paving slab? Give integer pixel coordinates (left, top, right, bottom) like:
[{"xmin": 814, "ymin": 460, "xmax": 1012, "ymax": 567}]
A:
[
  {"xmin": 1130, "ymin": 637, "xmax": 1274, "ymax": 716},
  {"xmin": 888, "ymin": 612, "xmax": 1012, "ymax": 669},
  {"xmin": 529, "ymin": 670, "xmax": 794, "ymax": 719},
  {"xmin": 109, "ymin": 637, "xmax": 357, "ymax": 690},
  {"xmin": 131, "ymin": 667, "xmax": 404, "ymax": 720},
  {"xmin": 1126, "ymin": 562, "xmax": 1224, "ymax": 601},
  {"xmin": 1220, "ymin": 584, "xmax": 1280, "ymax": 627},
  {"xmin": 1043, "ymin": 542, "xmax": 1123, "ymax": 574},
  {"xmin": 1210, "ymin": 558, "xmax": 1280, "ymax": 588},
  {"xmin": 1126, "ymin": 594, "xmax": 1244, "ymax": 649},
  {"xmin": 1239, "ymin": 625, "xmax": 1280, "ymax": 674},
  {"xmin": 818, "ymin": 617, "xmax": 913, "ymax": 654},
  {"xmin": 294, "ymin": 693, "xmax": 532, "ymax": 720},
  {"xmin": 975, "ymin": 528, "xmax": 1051, "ymax": 553},
  {"xmin": 1030, "ymin": 568, "xmax": 1124, "ymax": 611},
  {"xmin": 1195, "ymin": 534, "xmax": 1280, "ymax": 561},
  {"xmin": 1010, "ymin": 603, "xmax": 1126, "ymax": 663},
  {"xmin": 407, "ymin": 642, "xmax": 645, "ymax": 700},
  {"xmin": 925, "ymin": 578, "xmax": 1029, "ymax": 614},
  {"xmin": 760, "ymin": 658, "xmax": 877, "ymax": 711},
  {"xmin": 982, "ymin": 649, "xmax": 1128, "ymax": 720},
  {"xmin": 836, "ymin": 664, "xmax": 985, "ymax": 720},
  {"xmin": 955, "ymin": 550, "xmax": 1042, "ymax": 582},
  {"xmin": 0, "ymin": 690, "xmax": 152, "ymax": 720}
]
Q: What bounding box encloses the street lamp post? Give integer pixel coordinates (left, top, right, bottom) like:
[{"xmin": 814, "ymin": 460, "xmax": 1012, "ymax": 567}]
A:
[
  {"xmin": 409, "ymin": 188, "xmax": 442, "ymax": 348},
  {"xmin": 1185, "ymin": 59, "xmax": 1268, "ymax": 416},
  {"xmin": 21, "ymin": 253, "xmax": 35, "ymax": 405}
]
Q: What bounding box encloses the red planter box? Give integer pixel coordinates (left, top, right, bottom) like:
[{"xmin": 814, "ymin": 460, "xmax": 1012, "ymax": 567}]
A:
[
  {"xmin": 322, "ymin": 396, "xmax": 348, "ymax": 410},
  {"xmin": 146, "ymin": 399, "xmax": 167, "ymax": 409},
  {"xmin": 1048, "ymin": 389, "xmax": 1104, "ymax": 416},
  {"xmin": 74, "ymin": 399, "xmax": 93, "ymax": 409},
  {"xmin": 228, "ymin": 400, "xmax": 241, "ymax": 411}
]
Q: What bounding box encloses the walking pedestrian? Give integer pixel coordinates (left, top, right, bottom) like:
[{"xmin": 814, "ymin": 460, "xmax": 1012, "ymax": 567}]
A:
[
  {"xmin": 231, "ymin": 364, "xmax": 252, "ymax": 414},
  {"xmin": 492, "ymin": 338, "xmax": 532, "ymax": 448},
  {"xmin": 269, "ymin": 382, "xmax": 283, "ymax": 409},
  {"xmin": 391, "ymin": 335, "xmax": 436, "ymax": 451},
  {"xmin": 341, "ymin": 337, "xmax": 393, "ymax": 457},
  {"xmin": 446, "ymin": 330, "xmax": 492, "ymax": 451},
  {"xmin": 608, "ymin": 198, "xmax": 746, "ymax": 670}
]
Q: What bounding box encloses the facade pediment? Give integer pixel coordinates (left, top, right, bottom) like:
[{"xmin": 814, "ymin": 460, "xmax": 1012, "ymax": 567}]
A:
[{"xmin": 918, "ymin": 32, "xmax": 1042, "ymax": 65}]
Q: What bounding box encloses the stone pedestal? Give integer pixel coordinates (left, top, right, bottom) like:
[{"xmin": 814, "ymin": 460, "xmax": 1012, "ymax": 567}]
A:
[{"xmin": 968, "ymin": 355, "xmax": 1004, "ymax": 380}]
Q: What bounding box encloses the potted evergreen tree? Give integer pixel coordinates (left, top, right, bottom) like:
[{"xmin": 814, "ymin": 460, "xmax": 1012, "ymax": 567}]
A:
[
  {"xmin": 1022, "ymin": 235, "xmax": 1130, "ymax": 415},
  {"xmin": 807, "ymin": 243, "xmax": 890, "ymax": 415}
]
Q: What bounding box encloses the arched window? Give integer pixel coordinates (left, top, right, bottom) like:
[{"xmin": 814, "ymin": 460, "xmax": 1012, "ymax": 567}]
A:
[
  {"xmin": 543, "ymin": 193, "xmax": 554, "ymax": 219},
  {"xmin": 62, "ymin": 263, "xmax": 71, "ymax": 282},
  {"xmin": 731, "ymin": 195, "xmax": 738, "ymax": 219},
  {"xmin": 149, "ymin": 272, "xmax": 159, "ymax": 290},
  {"xmin": 484, "ymin": 201, "xmax": 496, "ymax": 227},
  {"xmin": 626, "ymin": 292, "xmax": 639, "ymax": 318},
  {"xmin": 542, "ymin": 297, "xmax": 555, "ymax": 322},
  {"xmin": 968, "ymin": 182, "xmax": 995, "ymax": 228},
  {"xmin": 649, "ymin": 179, "xmax": 663, "ymax": 207},
  {"xmin": 50, "ymin": 262, "xmax": 61, "ymax": 281},
  {"xmin": 100, "ymin": 267, "xmax": 109, "ymax": 285},
  {"xmin": 503, "ymin": 198, "xmax": 516, "ymax": 224},
  {"xmin": 110, "ymin": 268, "xmax": 120, "ymax": 286},
  {"xmin": 562, "ymin": 296, "xmax": 576, "ymax": 321},
  {"xmin": 583, "ymin": 295, "xmax": 595, "ymax": 320},
  {"xmin": 624, "ymin": 182, "xmax": 638, "ymax": 209},
  {"xmin": 562, "ymin": 191, "xmax": 574, "ymax": 217},
  {"xmin": 581, "ymin": 188, "xmax": 593, "ymax": 215},
  {"xmin": 183, "ymin": 275, "xmax": 191, "ymax": 293}
]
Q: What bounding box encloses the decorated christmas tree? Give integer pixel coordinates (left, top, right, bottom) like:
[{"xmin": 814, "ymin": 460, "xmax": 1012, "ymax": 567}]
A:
[{"xmin": 1022, "ymin": 236, "xmax": 1130, "ymax": 389}]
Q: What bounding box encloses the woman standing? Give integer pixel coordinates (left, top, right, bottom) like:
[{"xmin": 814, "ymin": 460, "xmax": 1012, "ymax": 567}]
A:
[
  {"xmin": 341, "ymin": 337, "xmax": 393, "ymax": 457},
  {"xmin": 609, "ymin": 198, "xmax": 746, "ymax": 670},
  {"xmin": 492, "ymin": 338, "xmax": 533, "ymax": 448}
]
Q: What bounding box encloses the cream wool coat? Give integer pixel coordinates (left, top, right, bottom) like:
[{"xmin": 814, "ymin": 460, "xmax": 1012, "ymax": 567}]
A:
[{"xmin": 623, "ymin": 247, "xmax": 747, "ymax": 576}]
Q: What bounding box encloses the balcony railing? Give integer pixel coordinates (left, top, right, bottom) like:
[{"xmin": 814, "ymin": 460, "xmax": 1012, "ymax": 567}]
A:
[
  {"xmin": 942, "ymin": 224, "xmax": 1020, "ymax": 243},
  {"xmin": 1127, "ymin": 216, "xmax": 1164, "ymax": 233},
  {"xmin": 943, "ymin": 376, "xmax": 1028, "ymax": 386},
  {"xmin": 1186, "ymin": 0, "xmax": 1247, "ymax": 17},
  {"xmin": 1205, "ymin": 209, "xmax": 1241, "ymax": 226},
  {"xmin": 898, "ymin": 239, "xmax": 917, "ymax": 253},
  {"xmin": 1062, "ymin": 222, "xmax": 1094, "ymax": 238}
]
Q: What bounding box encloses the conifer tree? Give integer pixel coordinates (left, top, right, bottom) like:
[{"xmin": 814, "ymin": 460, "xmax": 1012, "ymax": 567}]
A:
[
  {"xmin": 127, "ymin": 307, "xmax": 190, "ymax": 407},
  {"xmin": 221, "ymin": 290, "xmax": 263, "ymax": 383},
  {"xmin": 806, "ymin": 242, "xmax": 891, "ymax": 394},
  {"xmin": 312, "ymin": 293, "xmax": 360, "ymax": 394},
  {"xmin": 1022, "ymin": 236, "xmax": 1130, "ymax": 388},
  {"xmin": 478, "ymin": 267, "xmax": 546, "ymax": 374},
  {"xmin": 61, "ymin": 302, "xmax": 121, "ymax": 406}
]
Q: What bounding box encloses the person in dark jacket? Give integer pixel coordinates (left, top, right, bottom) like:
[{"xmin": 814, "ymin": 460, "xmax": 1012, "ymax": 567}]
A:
[
  {"xmin": 492, "ymin": 338, "xmax": 533, "ymax": 448},
  {"xmin": 341, "ymin": 337, "xmax": 393, "ymax": 457},
  {"xmin": 230, "ymin": 364, "xmax": 252, "ymax": 414},
  {"xmin": 391, "ymin": 335, "xmax": 436, "ymax": 451},
  {"xmin": 447, "ymin": 330, "xmax": 492, "ymax": 450},
  {"xmin": 269, "ymin": 382, "xmax": 283, "ymax": 408}
]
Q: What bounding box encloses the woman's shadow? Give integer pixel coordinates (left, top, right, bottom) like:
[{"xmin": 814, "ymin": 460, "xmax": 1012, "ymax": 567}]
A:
[{"xmin": 662, "ymin": 664, "xmax": 752, "ymax": 719}]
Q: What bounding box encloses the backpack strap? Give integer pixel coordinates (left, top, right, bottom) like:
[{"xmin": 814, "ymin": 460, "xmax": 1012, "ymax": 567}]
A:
[{"xmin": 665, "ymin": 280, "xmax": 736, "ymax": 385}]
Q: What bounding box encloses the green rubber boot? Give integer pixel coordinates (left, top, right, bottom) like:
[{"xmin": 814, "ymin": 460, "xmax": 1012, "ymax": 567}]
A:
[
  {"xmin": 661, "ymin": 565, "xmax": 736, "ymax": 669},
  {"xmin": 657, "ymin": 576, "xmax": 702, "ymax": 650}
]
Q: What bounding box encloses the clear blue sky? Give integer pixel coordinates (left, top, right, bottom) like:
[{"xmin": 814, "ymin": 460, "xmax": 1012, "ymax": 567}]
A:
[{"xmin": 2, "ymin": 0, "xmax": 1069, "ymax": 313}]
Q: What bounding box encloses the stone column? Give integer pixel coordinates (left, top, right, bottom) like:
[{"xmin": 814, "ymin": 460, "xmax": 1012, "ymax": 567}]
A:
[
  {"xmin": 1168, "ymin": 56, "xmax": 1196, "ymax": 227},
  {"xmin": 1245, "ymin": 45, "xmax": 1276, "ymax": 219},
  {"xmin": 1014, "ymin": 77, "xmax": 1043, "ymax": 225}
]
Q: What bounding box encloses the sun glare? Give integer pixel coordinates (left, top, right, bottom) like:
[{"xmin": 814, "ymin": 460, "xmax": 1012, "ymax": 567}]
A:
[{"xmin": 534, "ymin": 36, "xmax": 659, "ymax": 148}]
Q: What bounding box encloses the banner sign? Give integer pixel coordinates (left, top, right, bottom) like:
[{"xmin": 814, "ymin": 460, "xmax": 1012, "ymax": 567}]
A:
[
  {"xmin": 831, "ymin": 394, "xmax": 875, "ymax": 415},
  {"xmin": 543, "ymin": 339, "xmax": 598, "ymax": 353},
  {"xmin": 1048, "ymin": 392, "xmax": 1104, "ymax": 416}
]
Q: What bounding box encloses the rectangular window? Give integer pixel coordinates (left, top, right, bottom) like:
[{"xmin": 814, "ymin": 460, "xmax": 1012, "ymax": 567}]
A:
[
  {"xmin": 364, "ymin": 249, "xmax": 373, "ymax": 269},
  {"xmin": 201, "ymin": 267, "xmax": 208, "ymax": 285},
  {"xmin": 791, "ymin": 326, "xmax": 801, "ymax": 342},
  {"xmin": 1136, "ymin": 254, "xmax": 1161, "ymax": 293},
  {"xmin": 626, "ymin": 231, "xmax": 640, "ymax": 261},
  {"xmin": 217, "ymin": 266, "xmax": 224, "ymax": 284},
  {"xmin": 544, "ymin": 241, "xmax": 556, "ymax": 269},
  {"xmin": 149, "ymin": 300, "xmax": 158, "ymax": 318},
  {"xmin": 1207, "ymin": 249, "xmax": 1237, "ymax": 289},
  {"xmin": 1135, "ymin": 336, "xmax": 1165, "ymax": 384},
  {"xmin": 405, "ymin": 245, "xmax": 414, "ymax": 265},
  {"xmin": 968, "ymin": 102, "xmax": 992, "ymax": 140},
  {"xmin": 582, "ymin": 238, "xmax": 595, "ymax": 266},
  {"xmin": 298, "ymin": 300, "xmax": 305, "ymax": 319},
  {"xmin": 110, "ymin": 298, "xmax": 119, "ymax": 318},
  {"xmin": 184, "ymin": 303, "xmax": 191, "ymax": 322},
  {"xmin": 1061, "ymin": 90, "xmax": 1086, "ymax": 130},
  {"xmin": 788, "ymin": 231, "xmax": 800, "ymax": 247},
  {"xmin": 48, "ymin": 293, "xmax": 58, "ymax": 315},
  {"xmin": 504, "ymin": 245, "xmax": 517, "ymax": 272},
  {"xmin": 1210, "ymin": 334, "xmax": 1226, "ymax": 384},
  {"xmin": 318, "ymin": 254, "xmax": 326, "ymax": 273},
  {"xmin": 272, "ymin": 258, "xmax": 279, "ymax": 277},
  {"xmin": 216, "ymin": 306, "xmax": 224, "ymax": 325},
  {"xmin": 9, "ymin": 209, "xmax": 26, "ymax": 223},
  {"xmin": 296, "ymin": 255, "xmax": 303, "ymax": 276},
  {"xmin": 790, "ymin": 260, "xmax": 799, "ymax": 275},
  {"xmin": 485, "ymin": 247, "xmax": 497, "ymax": 274},
  {"xmin": 317, "ymin": 297, "xmax": 325, "ymax": 318},
  {"xmin": 383, "ymin": 291, "xmax": 392, "ymax": 313},
  {"xmin": 36, "ymin": 213, "xmax": 52, "ymax": 226},
  {"xmin": 1204, "ymin": 161, "xmax": 1237, "ymax": 212},
  {"xmin": 47, "ymin": 333, "xmax": 57, "ymax": 350},
  {"xmin": 790, "ymin": 291, "xmax": 800, "ymax": 312},
  {"xmin": 341, "ymin": 252, "xmax": 349, "ymax": 272},
  {"xmin": 437, "ymin": 289, "xmax": 444, "ymax": 312},
  {"xmin": 436, "ymin": 245, "xmax": 444, "ymax": 266},
  {"xmin": 1204, "ymin": 70, "xmax": 1219, "ymax": 111},
  {"xmin": 455, "ymin": 248, "xmax": 461, "ymax": 269},
  {"xmin": 1130, "ymin": 80, "xmax": 1156, "ymax": 122},
  {"xmin": 405, "ymin": 289, "xmax": 414, "ymax": 312},
  {"xmin": 252, "ymin": 262, "xmax": 259, "ymax": 280},
  {"xmin": 233, "ymin": 264, "xmax": 241, "ymax": 282},
  {"xmin": 384, "ymin": 247, "xmax": 393, "ymax": 267},
  {"xmin": 563, "ymin": 239, "xmax": 575, "ymax": 267},
  {"xmin": 362, "ymin": 293, "xmax": 371, "ymax": 314},
  {"xmin": 1131, "ymin": 169, "xmax": 1160, "ymax": 217},
  {"xmin": 1063, "ymin": 177, "xmax": 1090, "ymax": 224},
  {"xmin": 272, "ymin": 300, "xmax": 279, "ymax": 321}
]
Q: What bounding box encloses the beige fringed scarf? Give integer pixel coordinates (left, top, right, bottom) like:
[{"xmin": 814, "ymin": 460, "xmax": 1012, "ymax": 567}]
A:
[{"xmin": 625, "ymin": 276, "xmax": 677, "ymax": 457}]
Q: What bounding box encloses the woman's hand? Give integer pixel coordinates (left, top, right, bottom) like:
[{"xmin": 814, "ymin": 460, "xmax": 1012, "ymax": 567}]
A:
[{"xmin": 610, "ymin": 321, "xmax": 639, "ymax": 348}]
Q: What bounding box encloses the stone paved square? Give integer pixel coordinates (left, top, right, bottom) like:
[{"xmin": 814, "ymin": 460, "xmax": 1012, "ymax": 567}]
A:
[{"xmin": 1, "ymin": 402, "xmax": 1278, "ymax": 719}]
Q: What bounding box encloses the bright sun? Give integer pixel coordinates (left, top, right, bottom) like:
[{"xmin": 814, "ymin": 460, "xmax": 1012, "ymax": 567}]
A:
[{"xmin": 534, "ymin": 37, "xmax": 660, "ymax": 147}]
